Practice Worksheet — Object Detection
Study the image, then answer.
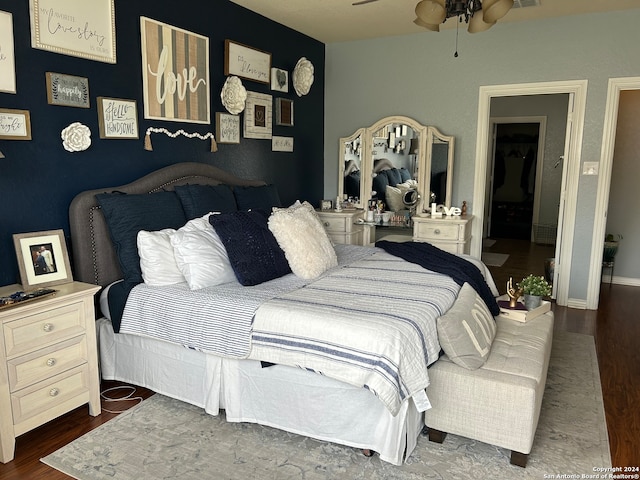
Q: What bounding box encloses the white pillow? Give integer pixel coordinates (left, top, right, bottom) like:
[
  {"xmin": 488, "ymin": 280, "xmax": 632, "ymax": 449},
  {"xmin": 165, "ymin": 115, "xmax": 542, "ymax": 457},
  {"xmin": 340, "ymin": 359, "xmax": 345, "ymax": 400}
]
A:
[
  {"xmin": 171, "ymin": 218, "xmax": 236, "ymax": 290},
  {"xmin": 268, "ymin": 201, "xmax": 337, "ymax": 280},
  {"xmin": 385, "ymin": 180, "xmax": 419, "ymax": 212},
  {"xmin": 137, "ymin": 228, "xmax": 184, "ymax": 286}
]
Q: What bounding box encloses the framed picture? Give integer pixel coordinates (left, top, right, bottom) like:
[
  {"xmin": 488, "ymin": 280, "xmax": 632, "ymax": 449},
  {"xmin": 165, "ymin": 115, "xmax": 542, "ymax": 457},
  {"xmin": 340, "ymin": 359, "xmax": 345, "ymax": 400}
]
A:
[
  {"xmin": 97, "ymin": 97, "xmax": 138, "ymax": 139},
  {"xmin": 29, "ymin": 0, "xmax": 116, "ymax": 64},
  {"xmin": 45, "ymin": 72, "xmax": 90, "ymax": 108},
  {"xmin": 275, "ymin": 98, "xmax": 294, "ymax": 127},
  {"xmin": 224, "ymin": 39, "xmax": 271, "ymax": 84},
  {"xmin": 243, "ymin": 91, "xmax": 272, "ymax": 139},
  {"xmin": 13, "ymin": 229, "xmax": 73, "ymax": 288},
  {"xmin": 215, "ymin": 112, "xmax": 240, "ymax": 144},
  {"xmin": 0, "ymin": 108, "xmax": 32, "ymax": 140},
  {"xmin": 0, "ymin": 11, "xmax": 16, "ymax": 94},
  {"xmin": 271, "ymin": 67, "xmax": 288, "ymax": 92},
  {"xmin": 321, "ymin": 199, "xmax": 333, "ymax": 211},
  {"xmin": 272, "ymin": 136, "xmax": 293, "ymax": 152},
  {"xmin": 141, "ymin": 16, "xmax": 210, "ymax": 124}
]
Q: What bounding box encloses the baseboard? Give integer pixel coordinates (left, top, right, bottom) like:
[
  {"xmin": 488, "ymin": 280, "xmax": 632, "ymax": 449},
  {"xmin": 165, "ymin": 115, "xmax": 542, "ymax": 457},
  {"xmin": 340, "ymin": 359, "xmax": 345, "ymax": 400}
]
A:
[
  {"xmin": 602, "ymin": 275, "xmax": 640, "ymax": 287},
  {"xmin": 566, "ymin": 298, "xmax": 587, "ymax": 309}
]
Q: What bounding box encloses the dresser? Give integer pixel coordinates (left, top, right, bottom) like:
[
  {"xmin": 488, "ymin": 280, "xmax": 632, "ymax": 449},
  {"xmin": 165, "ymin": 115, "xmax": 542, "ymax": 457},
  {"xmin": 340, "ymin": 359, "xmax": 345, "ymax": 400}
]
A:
[
  {"xmin": 0, "ymin": 281, "xmax": 101, "ymax": 463},
  {"xmin": 316, "ymin": 209, "xmax": 365, "ymax": 245},
  {"xmin": 413, "ymin": 215, "xmax": 473, "ymax": 254}
]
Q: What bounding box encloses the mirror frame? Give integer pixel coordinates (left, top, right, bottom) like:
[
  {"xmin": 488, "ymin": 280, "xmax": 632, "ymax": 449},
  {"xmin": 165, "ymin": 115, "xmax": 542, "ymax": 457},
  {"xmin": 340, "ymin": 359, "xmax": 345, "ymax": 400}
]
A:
[
  {"xmin": 338, "ymin": 127, "xmax": 366, "ymax": 208},
  {"xmin": 424, "ymin": 126, "xmax": 455, "ymax": 210}
]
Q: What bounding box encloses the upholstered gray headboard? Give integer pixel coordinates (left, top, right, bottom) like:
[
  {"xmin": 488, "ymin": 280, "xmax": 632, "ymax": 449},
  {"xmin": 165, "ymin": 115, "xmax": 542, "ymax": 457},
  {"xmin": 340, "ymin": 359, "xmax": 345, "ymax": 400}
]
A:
[{"xmin": 68, "ymin": 162, "xmax": 265, "ymax": 288}]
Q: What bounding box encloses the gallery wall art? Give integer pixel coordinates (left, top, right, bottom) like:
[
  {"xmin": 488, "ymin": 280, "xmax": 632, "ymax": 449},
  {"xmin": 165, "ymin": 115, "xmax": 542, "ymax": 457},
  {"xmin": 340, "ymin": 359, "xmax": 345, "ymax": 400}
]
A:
[
  {"xmin": 140, "ymin": 16, "xmax": 210, "ymax": 124},
  {"xmin": 0, "ymin": 11, "xmax": 16, "ymax": 94}
]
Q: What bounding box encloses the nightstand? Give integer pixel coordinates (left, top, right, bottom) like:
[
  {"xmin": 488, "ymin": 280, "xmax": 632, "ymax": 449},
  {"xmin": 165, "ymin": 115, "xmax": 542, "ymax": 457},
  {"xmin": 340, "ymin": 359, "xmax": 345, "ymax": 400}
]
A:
[
  {"xmin": 316, "ymin": 209, "xmax": 364, "ymax": 245},
  {"xmin": 412, "ymin": 215, "xmax": 473, "ymax": 254},
  {"xmin": 0, "ymin": 281, "xmax": 101, "ymax": 463}
]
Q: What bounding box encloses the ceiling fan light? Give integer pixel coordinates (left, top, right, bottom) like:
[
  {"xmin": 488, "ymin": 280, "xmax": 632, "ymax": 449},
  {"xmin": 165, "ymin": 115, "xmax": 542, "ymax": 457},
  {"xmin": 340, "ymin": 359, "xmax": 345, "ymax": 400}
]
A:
[
  {"xmin": 468, "ymin": 11, "xmax": 496, "ymax": 33},
  {"xmin": 413, "ymin": 16, "xmax": 440, "ymax": 31},
  {"xmin": 415, "ymin": 0, "xmax": 446, "ymax": 25},
  {"xmin": 482, "ymin": 0, "xmax": 514, "ymax": 23}
]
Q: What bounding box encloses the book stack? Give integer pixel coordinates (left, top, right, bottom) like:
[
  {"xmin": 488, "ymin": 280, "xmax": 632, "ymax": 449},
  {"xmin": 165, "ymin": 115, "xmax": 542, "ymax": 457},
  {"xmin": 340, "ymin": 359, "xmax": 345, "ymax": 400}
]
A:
[{"xmin": 496, "ymin": 294, "xmax": 551, "ymax": 323}]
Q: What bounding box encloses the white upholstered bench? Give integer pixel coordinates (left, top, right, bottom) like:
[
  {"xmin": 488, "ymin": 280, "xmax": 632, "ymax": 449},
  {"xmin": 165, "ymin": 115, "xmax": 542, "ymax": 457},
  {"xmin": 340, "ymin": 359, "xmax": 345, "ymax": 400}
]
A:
[{"xmin": 424, "ymin": 309, "xmax": 554, "ymax": 467}]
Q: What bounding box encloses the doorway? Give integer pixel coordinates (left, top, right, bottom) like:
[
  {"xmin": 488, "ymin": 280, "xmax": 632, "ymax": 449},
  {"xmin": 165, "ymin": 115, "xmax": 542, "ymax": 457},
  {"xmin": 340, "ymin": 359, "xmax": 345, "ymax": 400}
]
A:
[{"xmin": 471, "ymin": 80, "xmax": 588, "ymax": 307}]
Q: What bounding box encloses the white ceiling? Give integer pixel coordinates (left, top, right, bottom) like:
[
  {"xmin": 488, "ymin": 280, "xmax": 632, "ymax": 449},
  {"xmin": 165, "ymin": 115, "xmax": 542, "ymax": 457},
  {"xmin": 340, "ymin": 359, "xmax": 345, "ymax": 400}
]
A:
[{"xmin": 228, "ymin": 0, "xmax": 640, "ymax": 43}]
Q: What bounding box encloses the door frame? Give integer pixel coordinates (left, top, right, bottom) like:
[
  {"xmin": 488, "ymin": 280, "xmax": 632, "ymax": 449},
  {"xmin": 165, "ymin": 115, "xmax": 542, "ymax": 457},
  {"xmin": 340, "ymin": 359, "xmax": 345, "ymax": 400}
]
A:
[
  {"xmin": 587, "ymin": 76, "xmax": 640, "ymax": 309},
  {"xmin": 485, "ymin": 117, "xmax": 547, "ymax": 242},
  {"xmin": 471, "ymin": 80, "xmax": 588, "ymax": 307}
]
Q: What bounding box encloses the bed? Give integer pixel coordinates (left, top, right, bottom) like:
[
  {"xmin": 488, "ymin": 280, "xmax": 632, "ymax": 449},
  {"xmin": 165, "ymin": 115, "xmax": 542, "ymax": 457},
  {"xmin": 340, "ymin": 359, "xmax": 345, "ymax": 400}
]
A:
[{"xmin": 69, "ymin": 161, "xmax": 499, "ymax": 465}]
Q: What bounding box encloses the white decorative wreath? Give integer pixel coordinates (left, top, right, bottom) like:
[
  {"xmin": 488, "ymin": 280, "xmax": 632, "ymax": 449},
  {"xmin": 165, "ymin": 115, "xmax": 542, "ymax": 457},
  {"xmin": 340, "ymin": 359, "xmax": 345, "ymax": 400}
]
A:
[
  {"xmin": 220, "ymin": 76, "xmax": 247, "ymax": 114},
  {"xmin": 292, "ymin": 57, "xmax": 314, "ymax": 97},
  {"xmin": 61, "ymin": 122, "xmax": 91, "ymax": 152}
]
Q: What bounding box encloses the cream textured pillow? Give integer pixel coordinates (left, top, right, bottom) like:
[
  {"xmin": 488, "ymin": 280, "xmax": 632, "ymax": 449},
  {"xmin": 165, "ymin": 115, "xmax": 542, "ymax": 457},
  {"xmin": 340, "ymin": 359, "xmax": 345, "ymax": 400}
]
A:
[
  {"xmin": 137, "ymin": 228, "xmax": 184, "ymax": 286},
  {"xmin": 437, "ymin": 282, "xmax": 497, "ymax": 370},
  {"xmin": 385, "ymin": 180, "xmax": 418, "ymax": 212},
  {"xmin": 171, "ymin": 213, "xmax": 236, "ymax": 290},
  {"xmin": 268, "ymin": 201, "xmax": 338, "ymax": 280}
]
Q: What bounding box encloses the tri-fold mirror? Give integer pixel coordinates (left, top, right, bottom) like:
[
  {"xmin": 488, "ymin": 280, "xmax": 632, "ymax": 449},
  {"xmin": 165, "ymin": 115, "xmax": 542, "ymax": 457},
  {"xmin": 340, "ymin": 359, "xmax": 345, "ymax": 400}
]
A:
[{"xmin": 339, "ymin": 115, "xmax": 454, "ymax": 215}]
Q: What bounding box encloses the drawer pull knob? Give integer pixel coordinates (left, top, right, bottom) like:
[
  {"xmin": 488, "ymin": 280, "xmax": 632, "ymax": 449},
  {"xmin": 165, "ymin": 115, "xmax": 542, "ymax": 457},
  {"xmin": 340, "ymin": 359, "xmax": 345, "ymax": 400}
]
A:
[
  {"xmin": 324, "ymin": 222, "xmax": 330, "ymax": 227},
  {"xmin": 434, "ymin": 229, "xmax": 441, "ymax": 235},
  {"xmin": 42, "ymin": 323, "xmax": 54, "ymax": 332},
  {"xmin": 46, "ymin": 358, "xmax": 57, "ymax": 367},
  {"xmin": 49, "ymin": 388, "xmax": 59, "ymax": 397}
]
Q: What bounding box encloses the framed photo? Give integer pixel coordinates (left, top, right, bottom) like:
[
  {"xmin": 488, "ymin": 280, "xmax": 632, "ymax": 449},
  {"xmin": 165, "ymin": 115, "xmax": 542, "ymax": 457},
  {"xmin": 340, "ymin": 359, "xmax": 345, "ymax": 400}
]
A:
[
  {"xmin": 272, "ymin": 136, "xmax": 293, "ymax": 152},
  {"xmin": 224, "ymin": 39, "xmax": 271, "ymax": 84},
  {"xmin": 29, "ymin": 0, "xmax": 116, "ymax": 64},
  {"xmin": 13, "ymin": 229, "xmax": 73, "ymax": 288},
  {"xmin": 97, "ymin": 97, "xmax": 138, "ymax": 139},
  {"xmin": 141, "ymin": 16, "xmax": 210, "ymax": 124},
  {"xmin": 243, "ymin": 91, "xmax": 272, "ymax": 139},
  {"xmin": 271, "ymin": 67, "xmax": 288, "ymax": 92},
  {"xmin": 321, "ymin": 199, "xmax": 333, "ymax": 211},
  {"xmin": 0, "ymin": 108, "xmax": 32, "ymax": 140},
  {"xmin": 45, "ymin": 72, "xmax": 90, "ymax": 108},
  {"xmin": 275, "ymin": 98, "xmax": 294, "ymax": 127},
  {"xmin": 215, "ymin": 112, "xmax": 240, "ymax": 144},
  {"xmin": 0, "ymin": 11, "xmax": 16, "ymax": 94}
]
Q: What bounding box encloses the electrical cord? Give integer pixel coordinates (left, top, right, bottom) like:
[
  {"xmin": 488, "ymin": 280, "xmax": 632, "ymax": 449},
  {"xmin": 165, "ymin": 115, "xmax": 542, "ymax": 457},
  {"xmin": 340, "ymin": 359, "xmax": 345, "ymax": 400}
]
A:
[{"xmin": 100, "ymin": 385, "xmax": 144, "ymax": 414}]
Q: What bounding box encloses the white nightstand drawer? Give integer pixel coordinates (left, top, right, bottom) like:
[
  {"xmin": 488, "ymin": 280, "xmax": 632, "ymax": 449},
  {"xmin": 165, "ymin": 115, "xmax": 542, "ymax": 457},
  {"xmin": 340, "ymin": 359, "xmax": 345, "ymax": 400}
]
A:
[
  {"xmin": 414, "ymin": 222, "xmax": 461, "ymax": 241},
  {"xmin": 3, "ymin": 301, "xmax": 86, "ymax": 358},
  {"xmin": 320, "ymin": 215, "xmax": 349, "ymax": 232},
  {"xmin": 10, "ymin": 365, "xmax": 91, "ymax": 427},
  {"xmin": 7, "ymin": 336, "xmax": 88, "ymax": 392}
]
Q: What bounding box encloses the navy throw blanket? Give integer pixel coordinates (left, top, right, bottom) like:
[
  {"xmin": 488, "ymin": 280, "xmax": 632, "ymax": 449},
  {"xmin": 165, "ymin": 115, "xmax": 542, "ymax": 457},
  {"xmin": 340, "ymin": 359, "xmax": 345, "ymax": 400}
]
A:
[{"xmin": 376, "ymin": 240, "xmax": 500, "ymax": 316}]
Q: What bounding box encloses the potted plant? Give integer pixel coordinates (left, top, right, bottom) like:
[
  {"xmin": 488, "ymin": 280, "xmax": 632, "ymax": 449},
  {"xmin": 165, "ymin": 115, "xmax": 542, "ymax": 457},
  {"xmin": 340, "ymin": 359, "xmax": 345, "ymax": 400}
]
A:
[
  {"xmin": 518, "ymin": 274, "xmax": 552, "ymax": 310},
  {"xmin": 603, "ymin": 233, "xmax": 622, "ymax": 263}
]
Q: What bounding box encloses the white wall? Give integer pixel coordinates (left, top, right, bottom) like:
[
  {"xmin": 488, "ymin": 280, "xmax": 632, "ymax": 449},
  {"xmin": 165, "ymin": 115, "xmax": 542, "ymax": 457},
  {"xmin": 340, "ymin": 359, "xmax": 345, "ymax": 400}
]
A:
[{"xmin": 324, "ymin": 9, "xmax": 640, "ymax": 302}]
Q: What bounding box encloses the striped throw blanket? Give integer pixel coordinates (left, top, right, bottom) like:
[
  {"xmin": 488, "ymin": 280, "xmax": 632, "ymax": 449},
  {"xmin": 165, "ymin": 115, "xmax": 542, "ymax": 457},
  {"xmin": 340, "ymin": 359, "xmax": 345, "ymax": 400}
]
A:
[{"xmin": 249, "ymin": 250, "xmax": 460, "ymax": 416}]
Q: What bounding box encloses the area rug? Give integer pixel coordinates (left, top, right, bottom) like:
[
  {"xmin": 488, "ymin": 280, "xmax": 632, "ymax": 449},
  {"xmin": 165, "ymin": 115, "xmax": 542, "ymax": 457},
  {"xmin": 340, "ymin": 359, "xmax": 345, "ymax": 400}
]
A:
[
  {"xmin": 483, "ymin": 238, "xmax": 497, "ymax": 248},
  {"xmin": 42, "ymin": 331, "xmax": 610, "ymax": 480},
  {"xmin": 482, "ymin": 252, "xmax": 509, "ymax": 267}
]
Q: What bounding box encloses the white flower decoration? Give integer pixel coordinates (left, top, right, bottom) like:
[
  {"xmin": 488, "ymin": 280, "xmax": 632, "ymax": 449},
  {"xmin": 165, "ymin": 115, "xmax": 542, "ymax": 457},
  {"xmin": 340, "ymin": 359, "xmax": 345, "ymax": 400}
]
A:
[
  {"xmin": 220, "ymin": 76, "xmax": 247, "ymax": 114},
  {"xmin": 61, "ymin": 122, "xmax": 91, "ymax": 152},
  {"xmin": 292, "ymin": 57, "xmax": 314, "ymax": 97}
]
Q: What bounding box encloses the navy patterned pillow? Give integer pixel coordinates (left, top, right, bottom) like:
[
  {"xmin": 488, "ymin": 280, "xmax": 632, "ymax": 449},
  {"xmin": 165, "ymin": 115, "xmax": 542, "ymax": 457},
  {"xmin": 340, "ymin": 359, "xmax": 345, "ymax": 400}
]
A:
[
  {"xmin": 233, "ymin": 185, "xmax": 282, "ymax": 211},
  {"xmin": 175, "ymin": 184, "xmax": 237, "ymax": 219},
  {"xmin": 209, "ymin": 210, "xmax": 291, "ymax": 286}
]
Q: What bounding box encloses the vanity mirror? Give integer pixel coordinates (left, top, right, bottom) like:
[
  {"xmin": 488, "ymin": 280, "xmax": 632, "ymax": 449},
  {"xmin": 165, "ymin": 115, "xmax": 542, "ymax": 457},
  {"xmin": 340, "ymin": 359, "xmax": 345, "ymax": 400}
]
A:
[{"xmin": 338, "ymin": 115, "xmax": 454, "ymax": 214}]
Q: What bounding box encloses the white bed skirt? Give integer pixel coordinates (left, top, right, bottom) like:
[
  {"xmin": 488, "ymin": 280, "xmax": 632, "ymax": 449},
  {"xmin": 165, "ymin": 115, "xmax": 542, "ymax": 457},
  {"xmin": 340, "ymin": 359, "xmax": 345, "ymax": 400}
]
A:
[{"xmin": 97, "ymin": 318, "xmax": 423, "ymax": 465}]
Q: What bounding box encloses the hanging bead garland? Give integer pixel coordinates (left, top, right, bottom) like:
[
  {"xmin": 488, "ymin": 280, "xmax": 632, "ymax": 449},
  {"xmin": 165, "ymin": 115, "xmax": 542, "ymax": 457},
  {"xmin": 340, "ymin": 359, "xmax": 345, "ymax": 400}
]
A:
[{"xmin": 143, "ymin": 127, "xmax": 218, "ymax": 152}]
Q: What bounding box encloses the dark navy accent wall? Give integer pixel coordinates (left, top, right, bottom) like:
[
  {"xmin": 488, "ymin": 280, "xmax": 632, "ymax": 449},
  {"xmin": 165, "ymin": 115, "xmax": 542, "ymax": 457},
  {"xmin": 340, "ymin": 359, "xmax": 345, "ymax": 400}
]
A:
[{"xmin": 0, "ymin": 0, "xmax": 325, "ymax": 287}]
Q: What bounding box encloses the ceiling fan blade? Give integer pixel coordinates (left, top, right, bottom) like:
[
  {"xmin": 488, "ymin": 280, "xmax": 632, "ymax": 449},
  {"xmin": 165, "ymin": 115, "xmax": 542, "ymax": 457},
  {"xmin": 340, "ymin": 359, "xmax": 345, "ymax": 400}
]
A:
[{"xmin": 352, "ymin": 0, "xmax": 380, "ymax": 5}]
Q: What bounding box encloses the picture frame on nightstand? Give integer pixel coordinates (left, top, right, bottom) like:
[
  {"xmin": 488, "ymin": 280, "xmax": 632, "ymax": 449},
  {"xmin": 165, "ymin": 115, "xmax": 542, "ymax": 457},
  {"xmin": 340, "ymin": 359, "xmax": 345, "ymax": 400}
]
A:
[
  {"xmin": 13, "ymin": 229, "xmax": 73, "ymax": 288},
  {"xmin": 321, "ymin": 199, "xmax": 333, "ymax": 210}
]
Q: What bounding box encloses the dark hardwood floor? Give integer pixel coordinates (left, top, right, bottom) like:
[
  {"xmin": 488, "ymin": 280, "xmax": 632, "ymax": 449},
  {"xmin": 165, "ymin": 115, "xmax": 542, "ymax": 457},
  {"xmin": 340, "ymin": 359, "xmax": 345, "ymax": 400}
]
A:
[{"xmin": 1, "ymin": 242, "xmax": 638, "ymax": 477}]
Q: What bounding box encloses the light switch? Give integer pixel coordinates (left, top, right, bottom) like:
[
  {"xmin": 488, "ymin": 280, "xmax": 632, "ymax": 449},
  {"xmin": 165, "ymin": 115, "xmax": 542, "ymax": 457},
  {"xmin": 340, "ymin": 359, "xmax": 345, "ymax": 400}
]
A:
[{"xmin": 582, "ymin": 162, "xmax": 599, "ymax": 175}]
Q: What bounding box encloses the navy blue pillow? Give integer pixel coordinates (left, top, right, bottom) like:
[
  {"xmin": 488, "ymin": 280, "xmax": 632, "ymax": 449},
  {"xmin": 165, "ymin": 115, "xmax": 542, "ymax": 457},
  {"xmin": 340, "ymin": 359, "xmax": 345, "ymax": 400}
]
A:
[
  {"xmin": 208, "ymin": 210, "xmax": 291, "ymax": 286},
  {"xmin": 233, "ymin": 185, "xmax": 282, "ymax": 211},
  {"xmin": 174, "ymin": 184, "xmax": 237, "ymax": 219},
  {"xmin": 96, "ymin": 191, "xmax": 187, "ymax": 286},
  {"xmin": 384, "ymin": 168, "xmax": 403, "ymax": 186},
  {"xmin": 399, "ymin": 167, "xmax": 412, "ymax": 183}
]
